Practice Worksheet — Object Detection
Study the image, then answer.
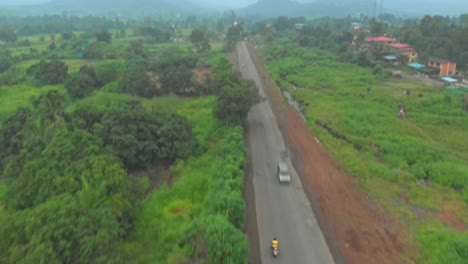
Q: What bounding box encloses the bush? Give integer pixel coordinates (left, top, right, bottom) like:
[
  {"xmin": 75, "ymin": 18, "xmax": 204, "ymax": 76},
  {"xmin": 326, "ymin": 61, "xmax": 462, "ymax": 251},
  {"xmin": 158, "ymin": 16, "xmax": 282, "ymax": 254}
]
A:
[
  {"xmin": 92, "ymin": 101, "xmax": 196, "ymax": 168},
  {"xmin": 27, "ymin": 59, "xmax": 68, "ymax": 86},
  {"xmin": 95, "ymin": 61, "xmax": 123, "ymax": 85},
  {"xmin": 118, "ymin": 61, "xmax": 155, "ymax": 98},
  {"xmin": 64, "ymin": 65, "xmax": 99, "ymax": 100}
]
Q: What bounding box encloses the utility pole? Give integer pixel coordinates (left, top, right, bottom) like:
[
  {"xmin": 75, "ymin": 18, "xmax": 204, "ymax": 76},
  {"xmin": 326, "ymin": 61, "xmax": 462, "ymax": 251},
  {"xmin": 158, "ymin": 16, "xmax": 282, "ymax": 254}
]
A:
[
  {"xmin": 380, "ymin": 0, "xmax": 384, "ymax": 17},
  {"xmin": 373, "ymin": 0, "xmax": 377, "ymax": 19}
]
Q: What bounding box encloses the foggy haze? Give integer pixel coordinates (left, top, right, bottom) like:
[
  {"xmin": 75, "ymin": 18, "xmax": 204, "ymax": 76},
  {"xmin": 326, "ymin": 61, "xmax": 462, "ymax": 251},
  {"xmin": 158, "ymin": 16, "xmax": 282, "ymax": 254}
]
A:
[
  {"xmin": 0, "ymin": 0, "xmax": 467, "ymax": 17},
  {"xmin": 1, "ymin": 0, "xmax": 314, "ymax": 8}
]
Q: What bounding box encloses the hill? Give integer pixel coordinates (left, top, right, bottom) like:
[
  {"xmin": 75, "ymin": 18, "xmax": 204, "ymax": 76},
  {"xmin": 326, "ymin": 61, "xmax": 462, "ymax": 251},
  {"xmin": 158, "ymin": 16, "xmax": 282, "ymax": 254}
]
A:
[{"xmin": 239, "ymin": 0, "xmax": 468, "ymax": 19}]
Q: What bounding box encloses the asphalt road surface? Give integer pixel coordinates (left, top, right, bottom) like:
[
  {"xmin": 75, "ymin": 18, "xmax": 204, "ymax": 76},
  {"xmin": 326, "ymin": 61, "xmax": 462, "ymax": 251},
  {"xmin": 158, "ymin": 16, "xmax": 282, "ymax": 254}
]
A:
[{"xmin": 238, "ymin": 42, "xmax": 335, "ymax": 264}]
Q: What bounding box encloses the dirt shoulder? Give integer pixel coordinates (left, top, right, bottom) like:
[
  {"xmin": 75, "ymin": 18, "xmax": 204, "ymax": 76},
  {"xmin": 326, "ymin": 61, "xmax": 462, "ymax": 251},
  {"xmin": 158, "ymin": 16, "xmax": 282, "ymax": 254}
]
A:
[{"xmin": 246, "ymin": 43, "xmax": 414, "ymax": 264}]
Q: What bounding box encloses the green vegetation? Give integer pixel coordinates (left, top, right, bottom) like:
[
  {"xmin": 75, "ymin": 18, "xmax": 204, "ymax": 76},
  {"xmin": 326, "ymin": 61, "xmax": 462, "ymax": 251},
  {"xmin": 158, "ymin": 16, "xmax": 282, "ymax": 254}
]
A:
[
  {"xmin": 0, "ymin": 14, "xmax": 257, "ymax": 263},
  {"xmin": 126, "ymin": 123, "xmax": 248, "ymax": 263},
  {"xmin": 260, "ymin": 32, "xmax": 468, "ymax": 263}
]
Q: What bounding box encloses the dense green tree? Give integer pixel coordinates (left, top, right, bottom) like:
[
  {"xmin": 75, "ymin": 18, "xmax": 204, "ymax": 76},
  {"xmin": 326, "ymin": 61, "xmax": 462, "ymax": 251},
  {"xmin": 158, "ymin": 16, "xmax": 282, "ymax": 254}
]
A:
[
  {"xmin": 48, "ymin": 41, "xmax": 56, "ymax": 51},
  {"xmin": 156, "ymin": 47, "xmax": 199, "ymax": 69},
  {"xmin": 69, "ymin": 102, "xmax": 105, "ymax": 132},
  {"xmin": 84, "ymin": 42, "xmax": 116, "ymax": 59},
  {"xmin": 28, "ymin": 59, "xmax": 68, "ymax": 86},
  {"xmin": 0, "ymin": 25, "xmax": 17, "ymax": 42},
  {"xmin": 32, "ymin": 90, "xmax": 69, "ymax": 123},
  {"xmin": 5, "ymin": 128, "xmax": 108, "ymax": 208},
  {"xmin": 133, "ymin": 25, "xmax": 171, "ymax": 42},
  {"xmin": 212, "ymin": 57, "xmax": 237, "ymax": 88},
  {"xmin": 119, "ymin": 61, "xmax": 155, "ymax": 97},
  {"xmin": 0, "ymin": 194, "xmax": 125, "ymax": 264},
  {"xmin": 190, "ymin": 28, "xmax": 211, "ymax": 53},
  {"xmin": 65, "ymin": 65, "xmax": 99, "ymax": 100},
  {"xmin": 93, "ymin": 101, "xmax": 195, "ymax": 168},
  {"xmin": 126, "ymin": 40, "xmax": 146, "ymax": 59},
  {"xmin": 0, "ymin": 108, "xmax": 32, "ymax": 168},
  {"xmin": 159, "ymin": 64, "xmax": 194, "ymax": 95},
  {"xmin": 0, "ymin": 49, "xmax": 15, "ymax": 73},
  {"xmin": 369, "ymin": 19, "xmax": 388, "ymax": 36},
  {"xmin": 60, "ymin": 31, "xmax": 75, "ymax": 40},
  {"xmin": 1, "ymin": 90, "xmax": 72, "ymax": 173},
  {"xmin": 226, "ymin": 22, "xmax": 243, "ymax": 51},
  {"xmin": 215, "ymin": 80, "xmax": 261, "ymax": 125},
  {"xmin": 95, "ymin": 29, "xmax": 112, "ymax": 43},
  {"xmin": 0, "ymin": 66, "xmax": 23, "ymax": 86},
  {"xmin": 95, "ymin": 61, "xmax": 122, "ymax": 85}
]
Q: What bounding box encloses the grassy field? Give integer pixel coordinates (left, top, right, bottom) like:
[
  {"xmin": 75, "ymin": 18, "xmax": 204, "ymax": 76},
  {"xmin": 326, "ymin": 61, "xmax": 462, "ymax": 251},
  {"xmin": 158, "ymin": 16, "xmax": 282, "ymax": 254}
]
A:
[
  {"xmin": 261, "ymin": 43, "xmax": 468, "ymax": 263},
  {"xmin": 126, "ymin": 96, "xmax": 248, "ymax": 263}
]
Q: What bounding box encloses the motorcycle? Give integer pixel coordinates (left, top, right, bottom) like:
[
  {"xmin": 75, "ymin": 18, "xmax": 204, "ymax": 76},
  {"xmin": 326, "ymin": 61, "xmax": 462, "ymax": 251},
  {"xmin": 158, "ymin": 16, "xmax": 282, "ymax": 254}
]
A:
[{"xmin": 272, "ymin": 246, "xmax": 279, "ymax": 257}]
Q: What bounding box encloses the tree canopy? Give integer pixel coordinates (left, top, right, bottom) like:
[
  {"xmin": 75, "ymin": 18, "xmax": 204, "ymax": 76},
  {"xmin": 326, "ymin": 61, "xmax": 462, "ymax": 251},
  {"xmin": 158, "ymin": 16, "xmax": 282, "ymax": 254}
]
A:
[
  {"xmin": 27, "ymin": 59, "xmax": 68, "ymax": 86},
  {"xmin": 215, "ymin": 80, "xmax": 261, "ymax": 125},
  {"xmin": 65, "ymin": 65, "xmax": 99, "ymax": 100},
  {"xmin": 92, "ymin": 101, "xmax": 196, "ymax": 168}
]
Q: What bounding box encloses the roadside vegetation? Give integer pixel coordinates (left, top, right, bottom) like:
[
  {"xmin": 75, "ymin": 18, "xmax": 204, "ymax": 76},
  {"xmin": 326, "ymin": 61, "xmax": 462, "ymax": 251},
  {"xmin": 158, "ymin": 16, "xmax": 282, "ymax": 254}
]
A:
[
  {"xmin": 255, "ymin": 15, "xmax": 468, "ymax": 263},
  {"xmin": 0, "ymin": 14, "xmax": 257, "ymax": 263}
]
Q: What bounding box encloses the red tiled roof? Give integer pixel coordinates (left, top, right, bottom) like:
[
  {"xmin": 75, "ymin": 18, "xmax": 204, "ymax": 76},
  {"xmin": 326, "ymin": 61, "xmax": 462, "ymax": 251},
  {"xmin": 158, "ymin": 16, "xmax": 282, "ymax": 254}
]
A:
[
  {"xmin": 389, "ymin": 43, "xmax": 413, "ymax": 50},
  {"xmin": 366, "ymin": 36, "xmax": 394, "ymax": 42}
]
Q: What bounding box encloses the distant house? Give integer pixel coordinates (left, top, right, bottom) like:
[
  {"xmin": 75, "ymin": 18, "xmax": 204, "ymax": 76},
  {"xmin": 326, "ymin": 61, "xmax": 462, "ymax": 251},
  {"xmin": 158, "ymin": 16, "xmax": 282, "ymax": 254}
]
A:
[
  {"xmin": 428, "ymin": 57, "xmax": 457, "ymax": 76},
  {"xmin": 351, "ymin": 22, "xmax": 363, "ymax": 31},
  {"xmin": 388, "ymin": 43, "xmax": 418, "ymax": 63},
  {"xmin": 366, "ymin": 36, "xmax": 395, "ymax": 47}
]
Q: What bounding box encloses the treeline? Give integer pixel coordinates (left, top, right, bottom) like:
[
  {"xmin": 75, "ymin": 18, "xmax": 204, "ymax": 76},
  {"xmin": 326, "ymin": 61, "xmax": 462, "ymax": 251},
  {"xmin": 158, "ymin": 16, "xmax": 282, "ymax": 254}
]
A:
[
  {"xmin": 0, "ymin": 15, "xmax": 179, "ymax": 36},
  {"xmin": 0, "ymin": 14, "xmax": 225, "ymax": 39},
  {"xmin": 0, "ymin": 15, "xmax": 125, "ymax": 36},
  {"xmin": 254, "ymin": 14, "xmax": 468, "ymax": 70},
  {"xmin": 398, "ymin": 14, "xmax": 468, "ymax": 66}
]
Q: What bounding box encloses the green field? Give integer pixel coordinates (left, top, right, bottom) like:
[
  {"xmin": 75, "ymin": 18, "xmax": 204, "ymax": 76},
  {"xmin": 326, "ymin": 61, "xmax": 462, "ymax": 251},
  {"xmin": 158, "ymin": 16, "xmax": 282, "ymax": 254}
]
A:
[{"xmin": 261, "ymin": 42, "xmax": 468, "ymax": 263}]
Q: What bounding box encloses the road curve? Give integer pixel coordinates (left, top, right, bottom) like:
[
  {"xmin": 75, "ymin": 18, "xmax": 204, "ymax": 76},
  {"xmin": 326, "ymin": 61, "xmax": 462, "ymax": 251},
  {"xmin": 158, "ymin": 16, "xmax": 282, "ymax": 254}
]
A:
[{"xmin": 238, "ymin": 42, "xmax": 335, "ymax": 264}]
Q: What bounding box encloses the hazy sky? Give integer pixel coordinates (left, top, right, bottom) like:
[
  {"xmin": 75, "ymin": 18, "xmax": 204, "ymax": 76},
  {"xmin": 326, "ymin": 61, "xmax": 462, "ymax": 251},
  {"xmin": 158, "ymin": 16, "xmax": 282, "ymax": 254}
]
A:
[
  {"xmin": 0, "ymin": 0, "xmax": 315, "ymax": 8},
  {"xmin": 0, "ymin": 0, "xmax": 49, "ymax": 5}
]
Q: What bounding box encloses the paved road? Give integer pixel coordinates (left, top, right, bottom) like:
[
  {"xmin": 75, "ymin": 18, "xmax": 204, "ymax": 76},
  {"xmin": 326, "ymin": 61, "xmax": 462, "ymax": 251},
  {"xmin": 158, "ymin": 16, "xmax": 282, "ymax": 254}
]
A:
[{"xmin": 238, "ymin": 42, "xmax": 335, "ymax": 264}]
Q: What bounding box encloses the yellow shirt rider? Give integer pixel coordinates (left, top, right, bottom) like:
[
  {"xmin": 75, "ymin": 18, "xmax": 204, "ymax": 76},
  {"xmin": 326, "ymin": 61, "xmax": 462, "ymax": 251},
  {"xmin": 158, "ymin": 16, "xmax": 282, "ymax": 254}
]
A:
[{"xmin": 272, "ymin": 238, "xmax": 278, "ymax": 249}]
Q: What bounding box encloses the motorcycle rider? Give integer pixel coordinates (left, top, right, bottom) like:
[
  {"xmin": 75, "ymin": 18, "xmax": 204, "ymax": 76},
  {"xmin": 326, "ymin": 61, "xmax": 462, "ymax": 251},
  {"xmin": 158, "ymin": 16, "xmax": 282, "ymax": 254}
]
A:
[{"xmin": 272, "ymin": 238, "xmax": 279, "ymax": 249}]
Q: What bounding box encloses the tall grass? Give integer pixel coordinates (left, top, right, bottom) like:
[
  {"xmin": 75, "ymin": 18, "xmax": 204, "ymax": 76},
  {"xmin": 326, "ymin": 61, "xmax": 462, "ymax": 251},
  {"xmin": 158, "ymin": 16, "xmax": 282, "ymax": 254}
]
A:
[{"xmin": 126, "ymin": 124, "xmax": 248, "ymax": 263}]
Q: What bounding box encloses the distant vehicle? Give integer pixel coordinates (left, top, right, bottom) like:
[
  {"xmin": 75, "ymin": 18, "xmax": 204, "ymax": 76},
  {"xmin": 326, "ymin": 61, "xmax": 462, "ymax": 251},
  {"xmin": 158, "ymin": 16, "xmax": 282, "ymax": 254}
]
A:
[{"xmin": 277, "ymin": 162, "xmax": 291, "ymax": 183}]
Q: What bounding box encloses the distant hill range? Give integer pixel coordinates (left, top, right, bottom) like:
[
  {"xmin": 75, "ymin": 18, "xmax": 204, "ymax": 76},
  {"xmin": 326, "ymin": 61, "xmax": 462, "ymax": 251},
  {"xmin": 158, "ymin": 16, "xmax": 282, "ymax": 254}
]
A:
[
  {"xmin": 0, "ymin": 0, "xmax": 467, "ymax": 18},
  {"xmin": 240, "ymin": 0, "xmax": 468, "ymax": 19}
]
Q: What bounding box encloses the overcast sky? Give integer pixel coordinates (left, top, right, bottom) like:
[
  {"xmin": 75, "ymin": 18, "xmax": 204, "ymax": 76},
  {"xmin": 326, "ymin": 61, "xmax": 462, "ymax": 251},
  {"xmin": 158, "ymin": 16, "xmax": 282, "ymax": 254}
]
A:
[
  {"xmin": 0, "ymin": 0, "xmax": 315, "ymax": 8},
  {"xmin": 0, "ymin": 0, "xmax": 48, "ymax": 5}
]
